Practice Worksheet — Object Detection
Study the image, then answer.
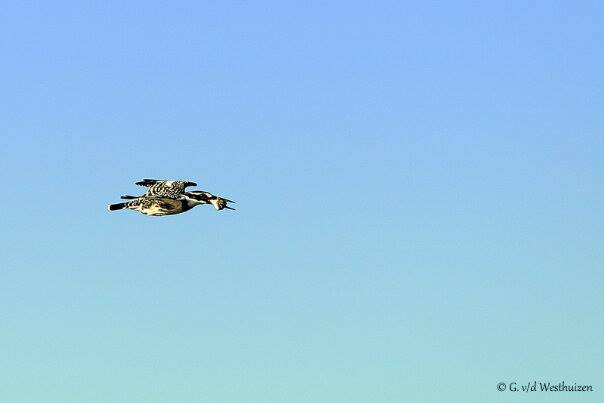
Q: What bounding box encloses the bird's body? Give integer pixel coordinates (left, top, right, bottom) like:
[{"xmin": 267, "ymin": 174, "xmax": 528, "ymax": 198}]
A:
[
  {"xmin": 108, "ymin": 179, "xmax": 235, "ymax": 216},
  {"xmin": 109, "ymin": 196, "xmax": 201, "ymax": 216}
]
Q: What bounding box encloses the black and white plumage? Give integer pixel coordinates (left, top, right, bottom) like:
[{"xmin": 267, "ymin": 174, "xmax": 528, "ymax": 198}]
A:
[
  {"xmin": 108, "ymin": 196, "xmax": 202, "ymax": 216},
  {"xmin": 136, "ymin": 179, "xmax": 198, "ymax": 199},
  {"xmin": 108, "ymin": 179, "xmax": 235, "ymax": 216},
  {"xmin": 184, "ymin": 191, "xmax": 235, "ymax": 211}
]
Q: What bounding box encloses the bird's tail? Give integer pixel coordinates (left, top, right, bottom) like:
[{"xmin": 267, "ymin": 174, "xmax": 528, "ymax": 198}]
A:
[{"xmin": 108, "ymin": 202, "xmax": 127, "ymax": 211}]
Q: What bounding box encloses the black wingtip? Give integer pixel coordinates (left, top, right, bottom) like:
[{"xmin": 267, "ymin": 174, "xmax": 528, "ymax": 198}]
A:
[
  {"xmin": 135, "ymin": 178, "xmax": 157, "ymax": 186},
  {"xmin": 185, "ymin": 181, "xmax": 197, "ymax": 188}
]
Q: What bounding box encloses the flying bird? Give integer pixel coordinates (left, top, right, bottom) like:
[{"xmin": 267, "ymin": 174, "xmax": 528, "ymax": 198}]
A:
[
  {"xmin": 119, "ymin": 191, "xmax": 235, "ymax": 211},
  {"xmin": 107, "ymin": 179, "xmax": 235, "ymax": 216}
]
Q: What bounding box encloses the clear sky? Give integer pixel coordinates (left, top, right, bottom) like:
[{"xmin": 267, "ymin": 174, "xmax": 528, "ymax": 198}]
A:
[{"xmin": 1, "ymin": 1, "xmax": 602, "ymax": 402}]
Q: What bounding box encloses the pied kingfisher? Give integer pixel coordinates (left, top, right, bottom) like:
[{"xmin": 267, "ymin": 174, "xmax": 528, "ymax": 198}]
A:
[{"xmin": 107, "ymin": 179, "xmax": 235, "ymax": 216}]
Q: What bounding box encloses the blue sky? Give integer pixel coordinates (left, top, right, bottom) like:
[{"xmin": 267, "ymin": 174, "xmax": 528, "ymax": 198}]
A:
[{"xmin": 1, "ymin": 1, "xmax": 602, "ymax": 402}]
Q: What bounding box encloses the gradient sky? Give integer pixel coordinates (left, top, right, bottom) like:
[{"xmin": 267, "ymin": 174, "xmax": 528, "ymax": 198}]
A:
[{"xmin": 1, "ymin": 1, "xmax": 602, "ymax": 402}]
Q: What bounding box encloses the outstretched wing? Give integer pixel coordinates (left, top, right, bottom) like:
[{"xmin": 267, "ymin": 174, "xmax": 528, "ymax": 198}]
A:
[{"xmin": 136, "ymin": 179, "xmax": 197, "ymax": 199}]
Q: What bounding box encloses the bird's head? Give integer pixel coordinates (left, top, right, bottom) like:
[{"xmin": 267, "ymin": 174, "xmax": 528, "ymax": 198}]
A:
[{"xmin": 186, "ymin": 191, "xmax": 236, "ymax": 210}]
